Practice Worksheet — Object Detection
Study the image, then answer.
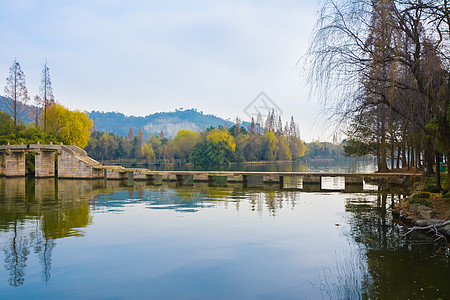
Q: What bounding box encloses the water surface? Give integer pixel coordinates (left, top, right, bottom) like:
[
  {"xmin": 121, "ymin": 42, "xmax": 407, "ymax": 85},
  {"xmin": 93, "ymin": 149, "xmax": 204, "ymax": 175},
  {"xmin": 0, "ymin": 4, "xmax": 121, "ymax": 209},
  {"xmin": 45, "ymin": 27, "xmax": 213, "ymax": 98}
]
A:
[{"xmin": 0, "ymin": 177, "xmax": 448, "ymax": 299}]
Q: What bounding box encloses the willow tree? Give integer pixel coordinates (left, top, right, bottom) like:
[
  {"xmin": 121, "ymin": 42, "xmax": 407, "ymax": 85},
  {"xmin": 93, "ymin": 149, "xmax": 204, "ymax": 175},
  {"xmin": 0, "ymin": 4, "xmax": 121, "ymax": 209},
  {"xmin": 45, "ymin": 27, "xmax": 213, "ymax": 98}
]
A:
[{"xmin": 306, "ymin": 0, "xmax": 449, "ymax": 183}]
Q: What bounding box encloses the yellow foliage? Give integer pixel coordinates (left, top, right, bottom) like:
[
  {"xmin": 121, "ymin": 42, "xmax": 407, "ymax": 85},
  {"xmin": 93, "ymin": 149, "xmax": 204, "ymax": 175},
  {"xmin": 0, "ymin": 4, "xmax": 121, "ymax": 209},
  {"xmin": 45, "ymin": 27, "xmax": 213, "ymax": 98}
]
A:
[
  {"xmin": 206, "ymin": 129, "xmax": 236, "ymax": 152},
  {"xmin": 173, "ymin": 130, "xmax": 199, "ymax": 159},
  {"xmin": 46, "ymin": 103, "xmax": 93, "ymax": 148},
  {"xmin": 141, "ymin": 143, "xmax": 155, "ymax": 163},
  {"xmin": 264, "ymin": 131, "xmax": 278, "ymax": 161}
]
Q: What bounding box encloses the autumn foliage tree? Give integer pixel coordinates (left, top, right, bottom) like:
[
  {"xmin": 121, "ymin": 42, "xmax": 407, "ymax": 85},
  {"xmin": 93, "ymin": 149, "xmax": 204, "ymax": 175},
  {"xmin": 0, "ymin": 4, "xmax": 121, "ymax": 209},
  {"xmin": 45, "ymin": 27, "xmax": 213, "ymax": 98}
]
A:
[
  {"xmin": 46, "ymin": 103, "xmax": 93, "ymax": 148},
  {"xmin": 191, "ymin": 129, "xmax": 236, "ymax": 167},
  {"xmin": 173, "ymin": 129, "xmax": 199, "ymax": 161}
]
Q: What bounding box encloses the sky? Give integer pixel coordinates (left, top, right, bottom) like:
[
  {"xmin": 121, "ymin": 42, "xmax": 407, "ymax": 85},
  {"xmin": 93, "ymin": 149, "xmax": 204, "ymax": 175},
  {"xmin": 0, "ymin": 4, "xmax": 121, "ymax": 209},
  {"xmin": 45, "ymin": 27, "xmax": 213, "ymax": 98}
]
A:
[{"xmin": 0, "ymin": 0, "xmax": 335, "ymax": 142}]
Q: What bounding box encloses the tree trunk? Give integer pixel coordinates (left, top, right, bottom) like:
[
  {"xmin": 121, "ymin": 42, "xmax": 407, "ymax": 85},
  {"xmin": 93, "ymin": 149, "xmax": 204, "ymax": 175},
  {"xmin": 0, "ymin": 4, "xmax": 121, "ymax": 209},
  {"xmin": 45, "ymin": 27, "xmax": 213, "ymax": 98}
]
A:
[
  {"xmin": 424, "ymin": 137, "xmax": 434, "ymax": 175},
  {"xmin": 390, "ymin": 138, "xmax": 395, "ymax": 170},
  {"xmin": 401, "ymin": 142, "xmax": 407, "ymax": 168},
  {"xmin": 447, "ymin": 148, "xmax": 450, "ymax": 191},
  {"xmin": 379, "ymin": 134, "xmax": 388, "ymax": 172},
  {"xmin": 435, "ymin": 152, "xmax": 441, "ymax": 190}
]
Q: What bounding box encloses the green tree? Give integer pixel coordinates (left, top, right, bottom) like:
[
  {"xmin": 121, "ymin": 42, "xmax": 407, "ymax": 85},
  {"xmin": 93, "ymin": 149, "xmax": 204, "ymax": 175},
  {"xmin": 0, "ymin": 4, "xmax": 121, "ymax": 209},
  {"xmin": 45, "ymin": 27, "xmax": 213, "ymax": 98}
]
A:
[
  {"xmin": 191, "ymin": 129, "xmax": 236, "ymax": 167},
  {"xmin": 0, "ymin": 111, "xmax": 14, "ymax": 135}
]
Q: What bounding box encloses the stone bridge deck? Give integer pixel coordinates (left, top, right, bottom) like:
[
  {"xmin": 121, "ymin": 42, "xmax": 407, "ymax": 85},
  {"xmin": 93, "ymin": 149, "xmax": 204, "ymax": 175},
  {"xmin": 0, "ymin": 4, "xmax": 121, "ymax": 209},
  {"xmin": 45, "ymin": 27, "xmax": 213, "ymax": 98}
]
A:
[{"xmin": 0, "ymin": 143, "xmax": 421, "ymax": 191}]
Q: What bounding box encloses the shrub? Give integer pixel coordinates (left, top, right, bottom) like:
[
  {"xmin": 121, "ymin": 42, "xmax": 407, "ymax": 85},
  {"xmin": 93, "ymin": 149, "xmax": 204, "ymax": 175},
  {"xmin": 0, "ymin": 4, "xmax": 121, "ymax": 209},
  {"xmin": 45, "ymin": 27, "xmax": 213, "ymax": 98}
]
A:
[
  {"xmin": 409, "ymin": 198, "xmax": 432, "ymax": 207},
  {"xmin": 412, "ymin": 192, "xmax": 431, "ymax": 199},
  {"xmin": 423, "ymin": 184, "xmax": 441, "ymax": 193},
  {"xmin": 425, "ymin": 177, "xmax": 436, "ymax": 185}
]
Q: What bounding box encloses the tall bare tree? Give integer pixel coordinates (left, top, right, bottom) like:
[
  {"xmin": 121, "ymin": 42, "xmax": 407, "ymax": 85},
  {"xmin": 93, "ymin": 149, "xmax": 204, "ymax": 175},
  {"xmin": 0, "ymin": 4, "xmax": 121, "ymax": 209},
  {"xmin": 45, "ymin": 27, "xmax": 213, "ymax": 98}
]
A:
[
  {"xmin": 40, "ymin": 61, "xmax": 55, "ymax": 131},
  {"xmin": 3, "ymin": 59, "xmax": 29, "ymax": 127}
]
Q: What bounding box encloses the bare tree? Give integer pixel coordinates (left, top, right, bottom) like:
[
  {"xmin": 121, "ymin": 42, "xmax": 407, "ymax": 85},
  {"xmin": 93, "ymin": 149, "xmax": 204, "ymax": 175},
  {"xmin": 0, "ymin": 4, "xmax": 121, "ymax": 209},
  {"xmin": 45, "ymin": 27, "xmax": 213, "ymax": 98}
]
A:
[
  {"xmin": 40, "ymin": 61, "xmax": 55, "ymax": 131},
  {"xmin": 3, "ymin": 59, "xmax": 29, "ymax": 127},
  {"xmin": 306, "ymin": 0, "xmax": 449, "ymax": 180}
]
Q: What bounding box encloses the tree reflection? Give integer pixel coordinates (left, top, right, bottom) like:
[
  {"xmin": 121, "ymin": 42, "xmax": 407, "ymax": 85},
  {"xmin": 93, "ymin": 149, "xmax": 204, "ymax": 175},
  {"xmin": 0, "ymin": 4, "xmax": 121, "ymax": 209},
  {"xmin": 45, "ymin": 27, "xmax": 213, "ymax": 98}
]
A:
[
  {"xmin": 0, "ymin": 178, "xmax": 96, "ymax": 286},
  {"xmin": 3, "ymin": 220, "xmax": 29, "ymax": 287},
  {"xmin": 344, "ymin": 190, "xmax": 450, "ymax": 299}
]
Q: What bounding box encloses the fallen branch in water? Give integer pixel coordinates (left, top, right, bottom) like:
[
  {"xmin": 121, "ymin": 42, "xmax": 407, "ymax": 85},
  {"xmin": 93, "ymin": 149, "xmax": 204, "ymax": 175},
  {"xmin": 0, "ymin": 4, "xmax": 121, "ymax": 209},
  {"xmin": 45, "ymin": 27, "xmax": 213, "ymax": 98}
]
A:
[{"xmin": 401, "ymin": 220, "xmax": 450, "ymax": 242}]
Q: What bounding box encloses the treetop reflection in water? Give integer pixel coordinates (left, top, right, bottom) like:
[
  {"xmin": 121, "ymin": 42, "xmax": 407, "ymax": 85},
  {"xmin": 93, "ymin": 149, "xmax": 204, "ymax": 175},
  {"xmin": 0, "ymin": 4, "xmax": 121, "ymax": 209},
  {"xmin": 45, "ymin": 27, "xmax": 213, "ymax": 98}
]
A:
[{"xmin": 0, "ymin": 178, "xmax": 448, "ymax": 299}]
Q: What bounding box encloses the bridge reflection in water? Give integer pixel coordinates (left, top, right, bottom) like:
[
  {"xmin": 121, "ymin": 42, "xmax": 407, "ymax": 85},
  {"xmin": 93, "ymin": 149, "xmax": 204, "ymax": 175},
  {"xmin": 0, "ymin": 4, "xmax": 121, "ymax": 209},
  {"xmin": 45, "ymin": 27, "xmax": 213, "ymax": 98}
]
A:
[{"xmin": 0, "ymin": 177, "xmax": 409, "ymax": 291}]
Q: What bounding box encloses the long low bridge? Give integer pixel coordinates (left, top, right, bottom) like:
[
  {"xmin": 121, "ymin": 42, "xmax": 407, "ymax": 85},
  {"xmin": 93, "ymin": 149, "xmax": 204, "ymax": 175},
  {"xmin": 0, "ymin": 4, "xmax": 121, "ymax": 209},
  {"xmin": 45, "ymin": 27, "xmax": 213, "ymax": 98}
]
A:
[{"xmin": 0, "ymin": 143, "xmax": 420, "ymax": 190}]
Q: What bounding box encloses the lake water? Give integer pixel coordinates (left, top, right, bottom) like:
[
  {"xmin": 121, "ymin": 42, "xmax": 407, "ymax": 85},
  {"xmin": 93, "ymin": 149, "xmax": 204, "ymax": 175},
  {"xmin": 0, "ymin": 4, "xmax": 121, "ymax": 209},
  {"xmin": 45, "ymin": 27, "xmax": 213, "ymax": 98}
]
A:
[
  {"xmin": 113, "ymin": 157, "xmax": 378, "ymax": 173},
  {"xmin": 0, "ymin": 171, "xmax": 449, "ymax": 299}
]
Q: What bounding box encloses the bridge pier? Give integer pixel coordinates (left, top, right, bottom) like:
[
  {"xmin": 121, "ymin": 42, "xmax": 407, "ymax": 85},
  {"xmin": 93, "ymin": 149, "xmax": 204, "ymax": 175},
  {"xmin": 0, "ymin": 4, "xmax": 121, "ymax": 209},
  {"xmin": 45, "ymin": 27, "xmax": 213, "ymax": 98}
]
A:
[
  {"xmin": 1, "ymin": 151, "xmax": 26, "ymax": 177},
  {"xmin": 208, "ymin": 175, "xmax": 227, "ymax": 187},
  {"xmin": 35, "ymin": 150, "xmax": 56, "ymax": 178},
  {"xmin": 105, "ymin": 169, "xmax": 127, "ymax": 179},
  {"xmin": 344, "ymin": 176, "xmax": 364, "ymax": 192},
  {"xmin": 282, "ymin": 176, "xmax": 301, "ymax": 189},
  {"xmin": 151, "ymin": 174, "xmax": 163, "ymax": 185},
  {"xmin": 244, "ymin": 175, "xmax": 264, "ymax": 188},
  {"xmin": 128, "ymin": 172, "xmax": 134, "ymax": 186},
  {"xmin": 177, "ymin": 174, "xmax": 194, "ymax": 186},
  {"xmin": 302, "ymin": 176, "xmax": 321, "ymax": 192}
]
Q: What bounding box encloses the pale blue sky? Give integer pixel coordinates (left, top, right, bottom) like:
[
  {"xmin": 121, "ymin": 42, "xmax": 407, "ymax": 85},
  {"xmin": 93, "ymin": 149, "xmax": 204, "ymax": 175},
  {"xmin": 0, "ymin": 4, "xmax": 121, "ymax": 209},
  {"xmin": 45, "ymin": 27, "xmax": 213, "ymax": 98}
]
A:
[{"xmin": 0, "ymin": 0, "xmax": 332, "ymax": 141}]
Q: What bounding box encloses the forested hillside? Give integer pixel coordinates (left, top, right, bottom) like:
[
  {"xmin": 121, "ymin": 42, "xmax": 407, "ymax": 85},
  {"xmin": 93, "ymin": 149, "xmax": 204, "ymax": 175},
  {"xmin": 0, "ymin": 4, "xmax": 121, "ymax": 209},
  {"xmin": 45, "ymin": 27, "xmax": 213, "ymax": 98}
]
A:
[{"xmin": 88, "ymin": 108, "xmax": 241, "ymax": 139}]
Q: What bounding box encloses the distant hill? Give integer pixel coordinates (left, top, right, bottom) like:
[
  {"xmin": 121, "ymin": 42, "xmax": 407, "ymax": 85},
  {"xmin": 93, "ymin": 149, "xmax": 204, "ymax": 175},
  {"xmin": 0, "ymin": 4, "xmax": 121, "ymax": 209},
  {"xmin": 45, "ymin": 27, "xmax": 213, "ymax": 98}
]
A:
[
  {"xmin": 0, "ymin": 96, "xmax": 35, "ymax": 123},
  {"xmin": 88, "ymin": 108, "xmax": 244, "ymax": 139},
  {"xmin": 0, "ymin": 95, "xmax": 246, "ymax": 139}
]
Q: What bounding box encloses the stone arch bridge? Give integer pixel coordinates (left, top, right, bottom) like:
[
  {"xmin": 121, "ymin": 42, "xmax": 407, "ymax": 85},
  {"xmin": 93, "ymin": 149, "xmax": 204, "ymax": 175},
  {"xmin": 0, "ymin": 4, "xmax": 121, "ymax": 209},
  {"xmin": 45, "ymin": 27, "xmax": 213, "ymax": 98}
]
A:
[{"xmin": 0, "ymin": 143, "xmax": 103, "ymax": 178}]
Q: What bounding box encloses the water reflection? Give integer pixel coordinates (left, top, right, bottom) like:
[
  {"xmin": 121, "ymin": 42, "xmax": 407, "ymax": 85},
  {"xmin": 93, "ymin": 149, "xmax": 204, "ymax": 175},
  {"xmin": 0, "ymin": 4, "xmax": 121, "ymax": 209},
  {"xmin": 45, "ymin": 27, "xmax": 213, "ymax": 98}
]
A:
[
  {"xmin": 0, "ymin": 177, "xmax": 448, "ymax": 299},
  {"xmin": 343, "ymin": 192, "xmax": 450, "ymax": 299},
  {"xmin": 128, "ymin": 157, "xmax": 377, "ymax": 173},
  {"xmin": 0, "ymin": 178, "xmax": 98, "ymax": 286}
]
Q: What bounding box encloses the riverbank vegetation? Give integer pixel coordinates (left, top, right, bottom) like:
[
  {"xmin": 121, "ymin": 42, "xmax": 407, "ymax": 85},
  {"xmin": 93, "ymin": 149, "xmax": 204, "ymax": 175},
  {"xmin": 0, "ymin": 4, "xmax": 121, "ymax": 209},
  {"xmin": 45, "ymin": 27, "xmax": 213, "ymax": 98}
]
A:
[
  {"xmin": 1, "ymin": 59, "xmax": 92, "ymax": 147},
  {"xmin": 86, "ymin": 114, "xmax": 308, "ymax": 168},
  {"xmin": 307, "ymin": 0, "xmax": 449, "ymax": 189}
]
